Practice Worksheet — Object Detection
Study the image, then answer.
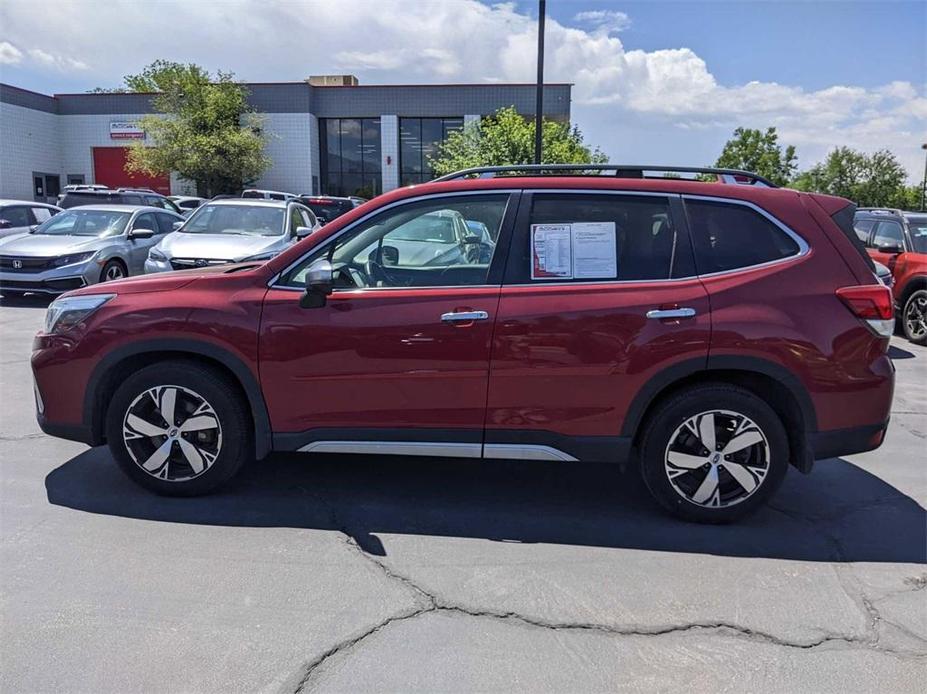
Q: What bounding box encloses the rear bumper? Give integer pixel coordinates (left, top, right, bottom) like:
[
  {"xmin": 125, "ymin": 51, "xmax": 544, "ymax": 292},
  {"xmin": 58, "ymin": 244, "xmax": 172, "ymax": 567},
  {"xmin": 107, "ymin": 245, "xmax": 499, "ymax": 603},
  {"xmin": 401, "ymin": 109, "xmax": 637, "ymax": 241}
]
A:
[{"xmin": 810, "ymin": 419, "xmax": 890, "ymax": 461}]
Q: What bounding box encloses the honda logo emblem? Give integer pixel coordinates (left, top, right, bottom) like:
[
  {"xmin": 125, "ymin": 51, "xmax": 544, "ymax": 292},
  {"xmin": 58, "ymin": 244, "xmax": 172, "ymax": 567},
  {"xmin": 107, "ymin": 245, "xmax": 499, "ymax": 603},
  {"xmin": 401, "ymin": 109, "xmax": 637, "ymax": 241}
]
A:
[{"xmin": 12, "ymin": 259, "xmax": 22, "ymax": 269}]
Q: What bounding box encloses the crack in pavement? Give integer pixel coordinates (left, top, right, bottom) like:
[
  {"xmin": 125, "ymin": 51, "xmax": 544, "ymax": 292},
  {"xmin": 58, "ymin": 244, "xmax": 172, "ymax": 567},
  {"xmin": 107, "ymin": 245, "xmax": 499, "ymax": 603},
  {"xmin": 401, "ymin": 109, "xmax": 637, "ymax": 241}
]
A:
[
  {"xmin": 288, "ymin": 519, "xmax": 926, "ymax": 693},
  {"xmin": 0, "ymin": 432, "xmax": 46, "ymax": 442}
]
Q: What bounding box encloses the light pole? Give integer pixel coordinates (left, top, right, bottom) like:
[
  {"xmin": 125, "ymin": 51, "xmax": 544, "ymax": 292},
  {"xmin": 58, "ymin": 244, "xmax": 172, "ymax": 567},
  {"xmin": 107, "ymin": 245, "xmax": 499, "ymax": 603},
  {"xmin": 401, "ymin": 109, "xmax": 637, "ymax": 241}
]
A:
[
  {"xmin": 533, "ymin": 0, "xmax": 546, "ymax": 165},
  {"xmin": 921, "ymin": 143, "xmax": 926, "ymax": 212}
]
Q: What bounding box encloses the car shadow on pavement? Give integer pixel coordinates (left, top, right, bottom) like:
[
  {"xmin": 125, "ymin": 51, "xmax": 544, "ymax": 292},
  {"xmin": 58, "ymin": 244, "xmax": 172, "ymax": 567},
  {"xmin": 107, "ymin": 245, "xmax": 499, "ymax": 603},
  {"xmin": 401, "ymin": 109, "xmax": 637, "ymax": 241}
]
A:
[
  {"xmin": 46, "ymin": 447, "xmax": 926, "ymax": 564},
  {"xmin": 0, "ymin": 293, "xmax": 53, "ymax": 308}
]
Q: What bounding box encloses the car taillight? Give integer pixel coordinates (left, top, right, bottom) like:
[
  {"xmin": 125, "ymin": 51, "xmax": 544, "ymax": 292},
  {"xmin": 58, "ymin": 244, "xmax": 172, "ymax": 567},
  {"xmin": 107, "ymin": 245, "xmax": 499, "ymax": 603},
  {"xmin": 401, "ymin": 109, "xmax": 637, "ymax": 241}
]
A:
[{"xmin": 836, "ymin": 284, "xmax": 894, "ymax": 337}]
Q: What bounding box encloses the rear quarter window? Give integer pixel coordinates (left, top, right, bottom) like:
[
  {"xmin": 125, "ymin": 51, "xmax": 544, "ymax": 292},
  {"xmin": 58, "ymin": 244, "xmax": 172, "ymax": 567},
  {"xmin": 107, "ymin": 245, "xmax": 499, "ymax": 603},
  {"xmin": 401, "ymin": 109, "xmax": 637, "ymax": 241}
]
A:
[{"xmin": 685, "ymin": 199, "xmax": 801, "ymax": 274}]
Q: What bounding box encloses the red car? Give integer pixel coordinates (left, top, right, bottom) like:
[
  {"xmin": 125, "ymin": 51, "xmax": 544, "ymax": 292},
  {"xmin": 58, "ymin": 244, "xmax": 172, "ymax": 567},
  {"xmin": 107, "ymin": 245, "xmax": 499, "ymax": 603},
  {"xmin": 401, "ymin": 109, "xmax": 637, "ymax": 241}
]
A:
[
  {"xmin": 854, "ymin": 208, "xmax": 927, "ymax": 345},
  {"xmin": 32, "ymin": 165, "xmax": 895, "ymax": 523}
]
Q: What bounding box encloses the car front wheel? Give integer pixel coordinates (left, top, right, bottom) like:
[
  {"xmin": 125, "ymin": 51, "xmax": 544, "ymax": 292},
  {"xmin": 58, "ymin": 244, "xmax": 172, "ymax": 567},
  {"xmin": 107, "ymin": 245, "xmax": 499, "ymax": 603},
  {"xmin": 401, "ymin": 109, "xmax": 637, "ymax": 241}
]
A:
[
  {"xmin": 639, "ymin": 384, "xmax": 788, "ymax": 523},
  {"xmin": 902, "ymin": 289, "xmax": 927, "ymax": 345},
  {"xmin": 105, "ymin": 361, "xmax": 252, "ymax": 495}
]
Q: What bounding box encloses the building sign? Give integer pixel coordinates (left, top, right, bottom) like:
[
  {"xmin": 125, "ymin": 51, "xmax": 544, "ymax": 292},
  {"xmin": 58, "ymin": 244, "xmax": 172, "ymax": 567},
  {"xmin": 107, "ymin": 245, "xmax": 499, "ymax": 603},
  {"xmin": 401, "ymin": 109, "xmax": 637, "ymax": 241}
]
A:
[{"xmin": 110, "ymin": 121, "xmax": 145, "ymax": 140}]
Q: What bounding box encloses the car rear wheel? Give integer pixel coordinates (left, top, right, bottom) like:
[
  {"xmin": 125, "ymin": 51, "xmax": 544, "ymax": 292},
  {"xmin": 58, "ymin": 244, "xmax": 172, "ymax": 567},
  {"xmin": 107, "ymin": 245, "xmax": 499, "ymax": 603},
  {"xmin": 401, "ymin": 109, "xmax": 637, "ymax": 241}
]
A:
[
  {"xmin": 639, "ymin": 384, "xmax": 788, "ymax": 523},
  {"xmin": 99, "ymin": 259, "xmax": 126, "ymax": 283},
  {"xmin": 105, "ymin": 361, "xmax": 252, "ymax": 496},
  {"xmin": 902, "ymin": 289, "xmax": 927, "ymax": 345}
]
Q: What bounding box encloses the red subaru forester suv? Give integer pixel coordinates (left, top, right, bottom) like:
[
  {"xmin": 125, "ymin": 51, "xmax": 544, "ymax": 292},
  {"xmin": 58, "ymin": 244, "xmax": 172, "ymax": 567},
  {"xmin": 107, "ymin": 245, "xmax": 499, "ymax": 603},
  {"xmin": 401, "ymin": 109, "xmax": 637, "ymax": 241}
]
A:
[{"xmin": 32, "ymin": 166, "xmax": 895, "ymax": 523}]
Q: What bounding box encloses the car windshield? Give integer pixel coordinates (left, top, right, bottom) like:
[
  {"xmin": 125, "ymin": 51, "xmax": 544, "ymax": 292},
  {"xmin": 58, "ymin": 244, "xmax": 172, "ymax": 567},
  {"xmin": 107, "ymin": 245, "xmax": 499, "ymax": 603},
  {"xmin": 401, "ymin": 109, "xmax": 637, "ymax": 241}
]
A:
[
  {"xmin": 33, "ymin": 209, "xmax": 130, "ymax": 237},
  {"xmin": 907, "ymin": 217, "xmax": 927, "ymax": 253},
  {"xmin": 182, "ymin": 204, "xmax": 285, "ymax": 236},
  {"xmin": 388, "ymin": 214, "xmax": 457, "ymax": 243}
]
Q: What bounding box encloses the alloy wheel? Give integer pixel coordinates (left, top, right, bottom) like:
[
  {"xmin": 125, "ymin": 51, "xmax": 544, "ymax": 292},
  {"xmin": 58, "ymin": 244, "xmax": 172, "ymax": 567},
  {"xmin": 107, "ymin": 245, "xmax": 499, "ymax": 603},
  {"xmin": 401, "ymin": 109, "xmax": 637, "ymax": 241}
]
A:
[
  {"xmin": 905, "ymin": 293, "xmax": 927, "ymax": 340},
  {"xmin": 122, "ymin": 385, "xmax": 222, "ymax": 481},
  {"xmin": 104, "ymin": 264, "xmax": 125, "ymax": 281},
  {"xmin": 663, "ymin": 409, "xmax": 771, "ymax": 508}
]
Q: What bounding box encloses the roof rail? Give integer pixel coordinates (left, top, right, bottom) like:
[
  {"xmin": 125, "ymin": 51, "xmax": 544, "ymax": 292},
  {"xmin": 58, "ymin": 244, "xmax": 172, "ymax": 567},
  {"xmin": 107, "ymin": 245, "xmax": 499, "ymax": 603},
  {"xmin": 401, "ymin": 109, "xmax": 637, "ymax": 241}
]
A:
[
  {"xmin": 856, "ymin": 207, "xmax": 903, "ymax": 215},
  {"xmin": 431, "ymin": 164, "xmax": 778, "ymax": 187}
]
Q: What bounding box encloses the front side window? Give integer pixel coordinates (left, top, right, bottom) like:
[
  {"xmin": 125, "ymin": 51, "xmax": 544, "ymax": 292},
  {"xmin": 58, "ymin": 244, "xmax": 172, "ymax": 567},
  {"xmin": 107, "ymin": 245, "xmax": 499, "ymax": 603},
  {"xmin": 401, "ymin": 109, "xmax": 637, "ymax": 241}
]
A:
[
  {"xmin": 155, "ymin": 212, "xmax": 179, "ymax": 234},
  {"xmin": 0, "ymin": 206, "xmax": 33, "ymax": 227},
  {"xmin": 686, "ymin": 199, "xmax": 801, "ymax": 274},
  {"xmin": 872, "ymin": 220, "xmax": 905, "ymax": 250},
  {"xmin": 183, "ymin": 204, "xmax": 285, "ymax": 237},
  {"xmin": 34, "ymin": 209, "xmax": 130, "ymax": 237},
  {"xmin": 288, "ymin": 206, "xmax": 305, "ymax": 236},
  {"xmin": 280, "ymin": 194, "xmax": 509, "ymax": 289},
  {"xmin": 508, "ymin": 194, "xmax": 690, "ymax": 283},
  {"xmin": 132, "ymin": 213, "xmax": 157, "ymax": 232}
]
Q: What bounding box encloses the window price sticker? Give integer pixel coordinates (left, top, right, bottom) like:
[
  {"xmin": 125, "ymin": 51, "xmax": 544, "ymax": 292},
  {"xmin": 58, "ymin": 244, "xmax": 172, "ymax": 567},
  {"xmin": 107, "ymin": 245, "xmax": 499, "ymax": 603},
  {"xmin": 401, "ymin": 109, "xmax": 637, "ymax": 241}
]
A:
[{"xmin": 531, "ymin": 222, "xmax": 617, "ymax": 280}]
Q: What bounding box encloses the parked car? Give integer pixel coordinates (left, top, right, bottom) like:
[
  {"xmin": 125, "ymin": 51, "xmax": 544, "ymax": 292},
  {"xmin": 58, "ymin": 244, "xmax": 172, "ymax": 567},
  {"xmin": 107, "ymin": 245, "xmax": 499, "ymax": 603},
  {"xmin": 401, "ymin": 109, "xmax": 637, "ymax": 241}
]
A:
[
  {"xmin": 58, "ymin": 188, "xmax": 182, "ymax": 215},
  {"xmin": 32, "ymin": 164, "xmax": 894, "ymax": 523},
  {"xmin": 0, "ymin": 205, "xmax": 183, "ymax": 296},
  {"xmin": 57, "ymin": 184, "xmax": 109, "ymax": 204},
  {"xmin": 0, "ymin": 200, "xmax": 61, "ymax": 239},
  {"xmin": 168, "ymin": 196, "xmax": 207, "ymax": 214},
  {"xmin": 296, "ymin": 195, "xmax": 357, "ymax": 224},
  {"xmin": 854, "ymin": 208, "xmax": 927, "ymax": 345},
  {"xmin": 144, "ymin": 199, "xmax": 321, "ymax": 273},
  {"xmin": 241, "ymin": 189, "xmax": 297, "ymax": 201},
  {"xmin": 873, "ymin": 260, "xmax": 893, "ymax": 289}
]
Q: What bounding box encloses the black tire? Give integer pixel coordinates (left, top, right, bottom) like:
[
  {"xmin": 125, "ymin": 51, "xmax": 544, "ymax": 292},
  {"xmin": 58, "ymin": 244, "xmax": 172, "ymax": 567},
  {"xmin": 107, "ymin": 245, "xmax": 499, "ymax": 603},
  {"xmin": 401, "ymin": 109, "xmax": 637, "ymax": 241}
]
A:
[
  {"xmin": 901, "ymin": 289, "xmax": 927, "ymax": 346},
  {"xmin": 639, "ymin": 383, "xmax": 789, "ymax": 523},
  {"xmin": 104, "ymin": 360, "xmax": 252, "ymax": 496},
  {"xmin": 99, "ymin": 258, "xmax": 127, "ymax": 283}
]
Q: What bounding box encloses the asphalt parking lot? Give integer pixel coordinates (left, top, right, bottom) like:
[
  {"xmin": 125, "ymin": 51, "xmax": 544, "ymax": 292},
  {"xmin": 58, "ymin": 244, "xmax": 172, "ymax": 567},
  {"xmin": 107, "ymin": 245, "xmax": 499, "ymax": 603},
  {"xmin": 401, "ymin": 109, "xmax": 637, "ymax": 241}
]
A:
[{"xmin": 1, "ymin": 294, "xmax": 925, "ymax": 693}]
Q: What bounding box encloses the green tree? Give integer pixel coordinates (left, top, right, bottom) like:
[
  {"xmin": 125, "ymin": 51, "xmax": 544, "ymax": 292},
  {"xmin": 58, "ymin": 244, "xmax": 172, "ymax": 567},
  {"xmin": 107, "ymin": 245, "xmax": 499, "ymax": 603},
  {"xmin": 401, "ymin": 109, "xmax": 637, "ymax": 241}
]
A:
[
  {"xmin": 429, "ymin": 106, "xmax": 606, "ymax": 177},
  {"xmin": 117, "ymin": 60, "xmax": 269, "ymax": 196},
  {"xmin": 792, "ymin": 147, "xmax": 913, "ymax": 208},
  {"xmin": 714, "ymin": 127, "xmax": 797, "ymax": 186}
]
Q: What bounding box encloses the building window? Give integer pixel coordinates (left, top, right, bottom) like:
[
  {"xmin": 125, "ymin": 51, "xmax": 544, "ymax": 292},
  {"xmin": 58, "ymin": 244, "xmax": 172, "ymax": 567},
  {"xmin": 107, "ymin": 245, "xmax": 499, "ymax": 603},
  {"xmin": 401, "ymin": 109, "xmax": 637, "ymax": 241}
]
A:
[
  {"xmin": 400, "ymin": 117, "xmax": 464, "ymax": 186},
  {"xmin": 320, "ymin": 118, "xmax": 381, "ymax": 198}
]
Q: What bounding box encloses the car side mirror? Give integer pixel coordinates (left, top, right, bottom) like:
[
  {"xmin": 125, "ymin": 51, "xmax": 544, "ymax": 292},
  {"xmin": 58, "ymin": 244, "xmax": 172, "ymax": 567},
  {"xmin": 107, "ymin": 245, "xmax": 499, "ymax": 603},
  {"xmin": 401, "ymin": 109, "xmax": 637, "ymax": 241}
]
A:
[
  {"xmin": 0, "ymin": 219, "xmax": 11, "ymax": 229},
  {"xmin": 295, "ymin": 225, "xmax": 313, "ymax": 239},
  {"xmin": 462, "ymin": 235, "xmax": 482, "ymax": 245},
  {"xmin": 876, "ymin": 242, "xmax": 904, "ymax": 254},
  {"xmin": 28, "ymin": 224, "xmax": 39, "ymax": 233},
  {"xmin": 129, "ymin": 228, "xmax": 154, "ymax": 239},
  {"xmin": 300, "ymin": 259, "xmax": 333, "ymax": 308},
  {"xmin": 172, "ymin": 221, "xmax": 183, "ymax": 230}
]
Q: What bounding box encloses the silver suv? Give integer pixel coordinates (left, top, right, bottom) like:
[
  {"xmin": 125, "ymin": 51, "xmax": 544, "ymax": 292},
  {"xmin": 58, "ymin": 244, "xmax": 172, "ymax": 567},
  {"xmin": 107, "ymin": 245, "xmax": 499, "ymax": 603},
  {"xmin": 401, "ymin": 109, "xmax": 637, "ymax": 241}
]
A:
[
  {"xmin": 145, "ymin": 199, "xmax": 320, "ymax": 272},
  {"xmin": 0, "ymin": 205, "xmax": 182, "ymax": 296}
]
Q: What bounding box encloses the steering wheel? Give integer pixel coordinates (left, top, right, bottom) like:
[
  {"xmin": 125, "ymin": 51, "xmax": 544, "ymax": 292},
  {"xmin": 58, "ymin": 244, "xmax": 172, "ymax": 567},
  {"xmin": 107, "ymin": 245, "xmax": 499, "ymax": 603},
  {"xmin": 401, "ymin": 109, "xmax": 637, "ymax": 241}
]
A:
[
  {"xmin": 464, "ymin": 241, "xmax": 494, "ymax": 264},
  {"xmin": 364, "ymin": 257, "xmax": 389, "ymax": 287}
]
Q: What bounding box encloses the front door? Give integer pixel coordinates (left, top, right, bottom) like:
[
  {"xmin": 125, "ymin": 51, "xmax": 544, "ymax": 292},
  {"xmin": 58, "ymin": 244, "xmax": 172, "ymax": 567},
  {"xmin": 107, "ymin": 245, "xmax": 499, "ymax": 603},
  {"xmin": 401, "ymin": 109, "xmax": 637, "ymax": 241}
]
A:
[
  {"xmin": 125, "ymin": 212, "xmax": 160, "ymax": 274},
  {"xmin": 485, "ymin": 191, "xmax": 712, "ymax": 461},
  {"xmin": 259, "ymin": 192, "xmax": 518, "ymax": 454}
]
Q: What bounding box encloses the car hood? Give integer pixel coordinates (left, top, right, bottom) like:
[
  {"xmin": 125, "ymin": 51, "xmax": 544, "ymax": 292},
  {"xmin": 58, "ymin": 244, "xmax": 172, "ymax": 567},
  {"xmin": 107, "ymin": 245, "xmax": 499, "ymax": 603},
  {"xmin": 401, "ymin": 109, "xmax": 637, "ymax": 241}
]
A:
[
  {"xmin": 157, "ymin": 232, "xmax": 286, "ymax": 261},
  {"xmin": 0, "ymin": 233, "xmax": 102, "ymax": 257},
  {"xmin": 67, "ymin": 263, "xmax": 248, "ymax": 297}
]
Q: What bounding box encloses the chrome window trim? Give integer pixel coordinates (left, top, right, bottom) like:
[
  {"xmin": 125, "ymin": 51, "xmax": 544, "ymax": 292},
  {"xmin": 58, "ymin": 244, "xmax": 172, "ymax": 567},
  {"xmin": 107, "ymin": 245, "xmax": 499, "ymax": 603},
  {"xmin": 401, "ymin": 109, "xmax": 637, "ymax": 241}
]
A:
[{"xmin": 268, "ymin": 189, "xmax": 519, "ymax": 289}]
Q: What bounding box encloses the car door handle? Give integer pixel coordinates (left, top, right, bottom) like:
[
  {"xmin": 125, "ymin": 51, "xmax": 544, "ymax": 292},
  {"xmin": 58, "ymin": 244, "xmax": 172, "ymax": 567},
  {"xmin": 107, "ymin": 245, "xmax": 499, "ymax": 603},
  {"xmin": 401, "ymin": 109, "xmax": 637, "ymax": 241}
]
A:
[
  {"xmin": 646, "ymin": 307, "xmax": 697, "ymax": 319},
  {"xmin": 441, "ymin": 310, "xmax": 489, "ymax": 323}
]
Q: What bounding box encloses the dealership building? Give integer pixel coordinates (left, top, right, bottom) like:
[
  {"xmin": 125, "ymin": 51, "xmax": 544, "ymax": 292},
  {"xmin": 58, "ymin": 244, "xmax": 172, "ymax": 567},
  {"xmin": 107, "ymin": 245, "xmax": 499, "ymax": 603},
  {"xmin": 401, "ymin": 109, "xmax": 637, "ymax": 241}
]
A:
[{"xmin": 0, "ymin": 76, "xmax": 572, "ymax": 203}]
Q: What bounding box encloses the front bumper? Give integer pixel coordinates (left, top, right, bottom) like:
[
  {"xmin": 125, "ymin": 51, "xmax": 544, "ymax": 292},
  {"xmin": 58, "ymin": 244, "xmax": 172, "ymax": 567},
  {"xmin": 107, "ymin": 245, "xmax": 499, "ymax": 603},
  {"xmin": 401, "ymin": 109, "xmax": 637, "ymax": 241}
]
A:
[{"xmin": 0, "ymin": 261, "xmax": 97, "ymax": 294}]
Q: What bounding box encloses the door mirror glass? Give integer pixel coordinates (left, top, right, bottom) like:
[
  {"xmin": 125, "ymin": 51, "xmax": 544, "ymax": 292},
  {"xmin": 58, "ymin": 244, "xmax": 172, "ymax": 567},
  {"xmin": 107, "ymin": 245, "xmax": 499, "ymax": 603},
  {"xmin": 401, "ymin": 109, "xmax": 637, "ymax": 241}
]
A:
[
  {"xmin": 295, "ymin": 225, "xmax": 313, "ymax": 239},
  {"xmin": 300, "ymin": 259, "xmax": 333, "ymax": 308}
]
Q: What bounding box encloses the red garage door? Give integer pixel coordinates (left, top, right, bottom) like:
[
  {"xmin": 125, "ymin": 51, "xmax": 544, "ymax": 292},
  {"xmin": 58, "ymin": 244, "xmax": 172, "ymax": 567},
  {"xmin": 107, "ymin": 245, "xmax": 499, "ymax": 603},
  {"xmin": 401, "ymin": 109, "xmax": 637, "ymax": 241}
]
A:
[{"xmin": 92, "ymin": 147, "xmax": 171, "ymax": 195}]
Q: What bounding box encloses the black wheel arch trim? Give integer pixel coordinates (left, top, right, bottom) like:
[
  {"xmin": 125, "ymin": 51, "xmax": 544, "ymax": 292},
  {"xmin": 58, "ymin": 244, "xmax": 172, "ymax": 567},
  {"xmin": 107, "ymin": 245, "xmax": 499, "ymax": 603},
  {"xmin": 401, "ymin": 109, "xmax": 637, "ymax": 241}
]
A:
[
  {"xmin": 899, "ymin": 276, "xmax": 927, "ymax": 302},
  {"xmin": 83, "ymin": 338, "xmax": 272, "ymax": 459},
  {"xmin": 621, "ymin": 355, "xmax": 819, "ymax": 471}
]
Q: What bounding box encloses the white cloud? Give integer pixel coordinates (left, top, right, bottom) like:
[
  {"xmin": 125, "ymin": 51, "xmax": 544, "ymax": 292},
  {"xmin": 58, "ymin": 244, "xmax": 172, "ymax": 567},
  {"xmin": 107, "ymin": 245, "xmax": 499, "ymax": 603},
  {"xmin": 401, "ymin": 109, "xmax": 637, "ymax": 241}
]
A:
[
  {"xmin": 0, "ymin": 0, "xmax": 922, "ymax": 179},
  {"xmin": 0, "ymin": 40, "xmax": 22, "ymax": 65},
  {"xmin": 574, "ymin": 9, "xmax": 631, "ymax": 34},
  {"xmin": 26, "ymin": 47, "xmax": 88, "ymax": 71}
]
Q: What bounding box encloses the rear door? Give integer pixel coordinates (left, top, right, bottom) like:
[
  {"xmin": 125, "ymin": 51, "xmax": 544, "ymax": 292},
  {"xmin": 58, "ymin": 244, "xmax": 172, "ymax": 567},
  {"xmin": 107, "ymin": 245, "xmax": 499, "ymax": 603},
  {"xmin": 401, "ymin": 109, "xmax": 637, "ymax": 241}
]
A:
[{"xmin": 485, "ymin": 190, "xmax": 711, "ymax": 461}]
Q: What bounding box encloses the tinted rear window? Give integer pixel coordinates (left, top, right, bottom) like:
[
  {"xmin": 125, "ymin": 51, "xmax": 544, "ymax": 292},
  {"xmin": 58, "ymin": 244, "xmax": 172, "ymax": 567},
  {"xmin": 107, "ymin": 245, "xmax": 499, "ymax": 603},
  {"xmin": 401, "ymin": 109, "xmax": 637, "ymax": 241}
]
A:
[{"xmin": 686, "ymin": 200, "xmax": 801, "ymax": 274}]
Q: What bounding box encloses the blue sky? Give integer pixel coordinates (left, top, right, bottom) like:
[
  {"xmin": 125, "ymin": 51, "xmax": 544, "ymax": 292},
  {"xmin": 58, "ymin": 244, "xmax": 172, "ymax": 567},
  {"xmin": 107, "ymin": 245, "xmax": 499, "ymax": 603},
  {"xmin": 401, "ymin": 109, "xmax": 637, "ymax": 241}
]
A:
[{"xmin": 1, "ymin": 0, "xmax": 924, "ymax": 179}]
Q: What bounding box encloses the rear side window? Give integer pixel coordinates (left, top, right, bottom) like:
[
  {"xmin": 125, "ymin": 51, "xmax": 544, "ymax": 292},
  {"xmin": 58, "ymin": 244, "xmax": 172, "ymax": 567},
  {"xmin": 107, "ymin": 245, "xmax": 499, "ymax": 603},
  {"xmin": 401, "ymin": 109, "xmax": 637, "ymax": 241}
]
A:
[
  {"xmin": 853, "ymin": 218, "xmax": 874, "ymax": 243},
  {"xmin": 122, "ymin": 195, "xmax": 143, "ymax": 205},
  {"xmin": 32, "ymin": 207, "xmax": 54, "ymax": 223},
  {"xmin": 686, "ymin": 200, "xmax": 801, "ymax": 274},
  {"xmin": 510, "ymin": 194, "xmax": 693, "ymax": 282}
]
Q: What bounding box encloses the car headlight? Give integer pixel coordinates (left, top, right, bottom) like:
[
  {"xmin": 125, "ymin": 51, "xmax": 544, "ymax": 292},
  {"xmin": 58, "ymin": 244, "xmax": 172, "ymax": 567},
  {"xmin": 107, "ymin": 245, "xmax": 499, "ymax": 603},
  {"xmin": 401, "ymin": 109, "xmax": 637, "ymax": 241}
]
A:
[
  {"xmin": 51, "ymin": 251, "xmax": 96, "ymax": 267},
  {"xmin": 148, "ymin": 248, "xmax": 166, "ymax": 262},
  {"xmin": 44, "ymin": 294, "xmax": 115, "ymax": 334}
]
